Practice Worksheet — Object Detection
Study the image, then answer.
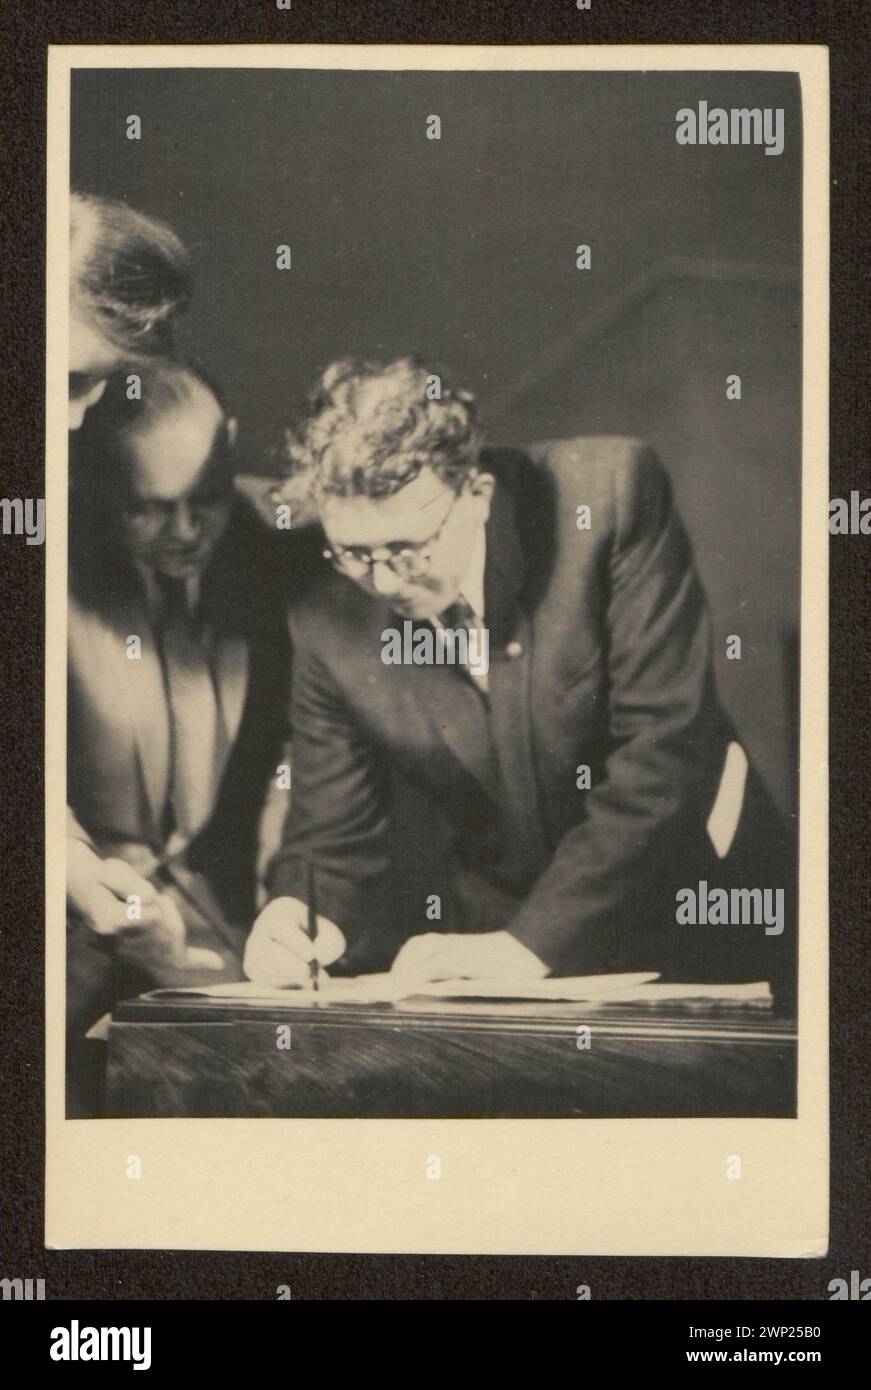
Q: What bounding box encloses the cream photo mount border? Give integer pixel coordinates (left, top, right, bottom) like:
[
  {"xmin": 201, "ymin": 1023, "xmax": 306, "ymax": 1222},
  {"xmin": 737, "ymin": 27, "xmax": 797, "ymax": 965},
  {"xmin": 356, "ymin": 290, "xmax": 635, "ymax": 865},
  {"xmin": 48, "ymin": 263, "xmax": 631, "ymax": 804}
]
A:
[{"xmin": 45, "ymin": 43, "xmax": 828, "ymax": 1257}]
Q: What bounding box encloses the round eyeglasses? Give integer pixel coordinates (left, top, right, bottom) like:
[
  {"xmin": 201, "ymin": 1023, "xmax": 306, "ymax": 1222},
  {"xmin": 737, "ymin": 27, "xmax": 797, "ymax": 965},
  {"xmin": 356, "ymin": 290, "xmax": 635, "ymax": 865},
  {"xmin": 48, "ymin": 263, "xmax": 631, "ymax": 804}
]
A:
[{"xmin": 323, "ymin": 485, "xmax": 465, "ymax": 582}]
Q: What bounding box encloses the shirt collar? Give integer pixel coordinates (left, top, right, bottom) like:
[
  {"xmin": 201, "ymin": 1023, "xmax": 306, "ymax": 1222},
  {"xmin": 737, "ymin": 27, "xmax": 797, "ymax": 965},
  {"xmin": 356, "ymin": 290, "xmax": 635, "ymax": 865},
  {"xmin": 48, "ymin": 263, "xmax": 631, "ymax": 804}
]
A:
[
  {"xmin": 456, "ymin": 518, "xmax": 486, "ymax": 622},
  {"xmin": 137, "ymin": 562, "xmax": 202, "ymax": 617}
]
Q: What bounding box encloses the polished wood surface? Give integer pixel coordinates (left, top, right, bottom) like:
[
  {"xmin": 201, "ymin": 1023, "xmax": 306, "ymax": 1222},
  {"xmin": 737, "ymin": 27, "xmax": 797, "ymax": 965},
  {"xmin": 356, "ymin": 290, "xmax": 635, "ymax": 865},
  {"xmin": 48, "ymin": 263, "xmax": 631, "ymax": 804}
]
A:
[{"xmin": 106, "ymin": 992, "xmax": 797, "ymax": 1118}]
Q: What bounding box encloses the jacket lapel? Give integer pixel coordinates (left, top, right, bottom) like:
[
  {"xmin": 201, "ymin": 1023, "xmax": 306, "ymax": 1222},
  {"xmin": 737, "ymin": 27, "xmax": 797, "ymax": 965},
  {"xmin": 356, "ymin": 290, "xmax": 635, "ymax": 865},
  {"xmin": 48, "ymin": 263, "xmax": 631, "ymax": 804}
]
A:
[
  {"xmin": 381, "ymin": 471, "xmax": 549, "ymax": 866},
  {"xmin": 213, "ymin": 634, "xmax": 249, "ymax": 750},
  {"xmin": 482, "ymin": 476, "xmax": 549, "ymax": 877},
  {"xmin": 103, "ymin": 595, "xmax": 171, "ymax": 835},
  {"xmin": 413, "ymin": 659, "xmax": 500, "ymax": 803},
  {"xmin": 367, "ymin": 594, "xmax": 501, "ymax": 804},
  {"xmin": 200, "ymin": 526, "xmax": 251, "ymax": 763}
]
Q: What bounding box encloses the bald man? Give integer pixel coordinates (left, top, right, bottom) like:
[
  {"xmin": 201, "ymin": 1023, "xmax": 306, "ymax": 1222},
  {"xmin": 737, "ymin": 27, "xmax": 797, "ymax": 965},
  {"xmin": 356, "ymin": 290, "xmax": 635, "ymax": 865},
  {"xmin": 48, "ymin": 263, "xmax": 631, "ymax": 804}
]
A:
[{"xmin": 65, "ymin": 362, "xmax": 316, "ymax": 1114}]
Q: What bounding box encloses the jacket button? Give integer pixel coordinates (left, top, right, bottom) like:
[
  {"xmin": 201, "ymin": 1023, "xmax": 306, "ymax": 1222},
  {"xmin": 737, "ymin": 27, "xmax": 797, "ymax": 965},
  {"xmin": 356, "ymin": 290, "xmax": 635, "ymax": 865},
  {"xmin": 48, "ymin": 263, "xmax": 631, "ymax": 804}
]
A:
[{"xmin": 505, "ymin": 640, "xmax": 524, "ymax": 659}]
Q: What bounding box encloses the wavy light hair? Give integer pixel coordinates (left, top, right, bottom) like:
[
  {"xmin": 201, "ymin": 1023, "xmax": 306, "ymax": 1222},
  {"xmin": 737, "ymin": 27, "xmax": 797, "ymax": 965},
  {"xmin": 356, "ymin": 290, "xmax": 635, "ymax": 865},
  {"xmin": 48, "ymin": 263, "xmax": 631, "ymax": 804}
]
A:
[{"xmin": 277, "ymin": 356, "xmax": 483, "ymax": 504}]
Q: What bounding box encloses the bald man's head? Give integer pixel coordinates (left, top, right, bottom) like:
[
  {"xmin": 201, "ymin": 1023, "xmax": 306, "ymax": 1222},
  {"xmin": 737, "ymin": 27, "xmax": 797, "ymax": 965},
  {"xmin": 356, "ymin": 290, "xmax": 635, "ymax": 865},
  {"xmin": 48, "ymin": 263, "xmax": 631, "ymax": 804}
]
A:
[{"xmin": 75, "ymin": 363, "xmax": 237, "ymax": 583}]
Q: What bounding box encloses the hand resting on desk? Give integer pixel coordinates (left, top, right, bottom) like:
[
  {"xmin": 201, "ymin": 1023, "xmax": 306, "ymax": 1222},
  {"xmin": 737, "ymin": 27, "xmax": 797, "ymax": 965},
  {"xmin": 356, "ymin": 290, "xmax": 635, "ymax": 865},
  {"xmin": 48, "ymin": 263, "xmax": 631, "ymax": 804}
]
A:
[{"xmin": 390, "ymin": 930, "xmax": 548, "ymax": 985}]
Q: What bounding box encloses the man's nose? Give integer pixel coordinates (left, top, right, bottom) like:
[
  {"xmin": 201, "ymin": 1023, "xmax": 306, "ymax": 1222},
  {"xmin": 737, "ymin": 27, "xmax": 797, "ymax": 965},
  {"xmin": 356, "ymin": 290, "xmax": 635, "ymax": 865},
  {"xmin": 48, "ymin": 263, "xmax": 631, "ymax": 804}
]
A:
[
  {"xmin": 68, "ymin": 380, "xmax": 106, "ymax": 431},
  {"xmin": 370, "ymin": 559, "xmax": 402, "ymax": 596},
  {"xmin": 169, "ymin": 500, "xmax": 198, "ymax": 542}
]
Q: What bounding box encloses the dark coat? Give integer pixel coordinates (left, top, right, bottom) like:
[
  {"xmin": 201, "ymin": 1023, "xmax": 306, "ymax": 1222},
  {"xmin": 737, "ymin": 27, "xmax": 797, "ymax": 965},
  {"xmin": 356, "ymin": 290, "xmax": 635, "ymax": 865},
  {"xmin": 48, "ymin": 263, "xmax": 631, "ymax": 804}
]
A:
[{"xmin": 270, "ymin": 439, "xmax": 796, "ymax": 1006}]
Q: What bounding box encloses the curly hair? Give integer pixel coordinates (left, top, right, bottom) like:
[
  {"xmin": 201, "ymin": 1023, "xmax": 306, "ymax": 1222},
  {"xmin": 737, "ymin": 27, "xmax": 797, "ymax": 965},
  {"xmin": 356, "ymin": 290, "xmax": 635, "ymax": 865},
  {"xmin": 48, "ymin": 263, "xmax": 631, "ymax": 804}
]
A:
[{"xmin": 278, "ymin": 356, "xmax": 483, "ymax": 502}]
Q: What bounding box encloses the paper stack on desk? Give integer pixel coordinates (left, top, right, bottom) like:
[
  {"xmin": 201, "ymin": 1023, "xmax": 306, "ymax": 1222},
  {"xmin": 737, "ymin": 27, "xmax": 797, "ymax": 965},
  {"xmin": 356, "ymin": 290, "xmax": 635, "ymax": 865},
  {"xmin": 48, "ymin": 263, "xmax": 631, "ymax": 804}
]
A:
[{"xmin": 150, "ymin": 972, "xmax": 772, "ymax": 1008}]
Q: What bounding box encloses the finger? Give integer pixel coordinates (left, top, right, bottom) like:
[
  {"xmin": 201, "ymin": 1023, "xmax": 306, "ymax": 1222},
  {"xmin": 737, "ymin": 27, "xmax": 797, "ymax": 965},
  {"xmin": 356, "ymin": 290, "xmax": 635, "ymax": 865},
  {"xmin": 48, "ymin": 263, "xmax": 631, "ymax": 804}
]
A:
[
  {"xmin": 89, "ymin": 893, "xmax": 134, "ymax": 936},
  {"xmin": 99, "ymin": 858, "xmax": 159, "ymax": 905},
  {"xmin": 88, "ymin": 880, "xmax": 159, "ymax": 936},
  {"xmin": 184, "ymin": 947, "xmax": 225, "ymax": 972},
  {"xmin": 252, "ymin": 898, "xmax": 314, "ymax": 960},
  {"xmin": 391, "ymin": 933, "xmax": 448, "ymax": 978},
  {"xmin": 115, "ymin": 895, "xmax": 187, "ymax": 967},
  {"xmin": 311, "ymin": 915, "xmax": 345, "ymax": 967},
  {"xmin": 244, "ymin": 935, "xmax": 314, "ymax": 988},
  {"xmin": 267, "ymin": 919, "xmax": 316, "ymax": 962},
  {"xmin": 271, "ymin": 916, "xmax": 345, "ymax": 966},
  {"xmin": 113, "ymin": 908, "xmax": 181, "ymax": 965},
  {"xmin": 257, "ymin": 904, "xmax": 345, "ymax": 967}
]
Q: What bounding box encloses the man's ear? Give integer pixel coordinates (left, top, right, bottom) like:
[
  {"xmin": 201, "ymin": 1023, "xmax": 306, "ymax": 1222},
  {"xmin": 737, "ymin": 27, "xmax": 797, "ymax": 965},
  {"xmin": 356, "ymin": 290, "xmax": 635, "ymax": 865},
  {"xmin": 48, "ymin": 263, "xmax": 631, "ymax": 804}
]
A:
[
  {"xmin": 226, "ymin": 416, "xmax": 239, "ymax": 447},
  {"xmin": 470, "ymin": 471, "xmax": 495, "ymax": 515}
]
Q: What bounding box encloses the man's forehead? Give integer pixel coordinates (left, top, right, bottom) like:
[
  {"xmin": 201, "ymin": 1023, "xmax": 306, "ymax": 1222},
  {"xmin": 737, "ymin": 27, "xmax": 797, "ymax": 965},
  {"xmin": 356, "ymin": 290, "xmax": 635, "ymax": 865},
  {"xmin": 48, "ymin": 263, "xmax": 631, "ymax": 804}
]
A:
[
  {"xmin": 124, "ymin": 400, "xmax": 228, "ymax": 499},
  {"xmin": 323, "ymin": 469, "xmax": 450, "ymax": 545},
  {"xmin": 69, "ymin": 311, "xmax": 131, "ymax": 377}
]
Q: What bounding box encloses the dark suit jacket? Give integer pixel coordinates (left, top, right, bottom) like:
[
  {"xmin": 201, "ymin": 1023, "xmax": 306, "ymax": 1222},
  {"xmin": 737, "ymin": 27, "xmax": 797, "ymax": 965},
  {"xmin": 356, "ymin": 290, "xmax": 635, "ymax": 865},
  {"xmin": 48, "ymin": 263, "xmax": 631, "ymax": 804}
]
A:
[{"xmin": 269, "ymin": 439, "xmax": 796, "ymax": 1003}]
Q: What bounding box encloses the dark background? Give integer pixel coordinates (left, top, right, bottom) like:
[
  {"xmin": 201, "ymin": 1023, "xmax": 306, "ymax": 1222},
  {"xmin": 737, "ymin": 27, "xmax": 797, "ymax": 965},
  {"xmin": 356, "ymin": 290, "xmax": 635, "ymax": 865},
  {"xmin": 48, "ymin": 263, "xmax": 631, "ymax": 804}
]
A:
[
  {"xmin": 73, "ymin": 67, "xmax": 801, "ymax": 815},
  {"xmin": 1, "ymin": 0, "xmax": 868, "ymax": 1306}
]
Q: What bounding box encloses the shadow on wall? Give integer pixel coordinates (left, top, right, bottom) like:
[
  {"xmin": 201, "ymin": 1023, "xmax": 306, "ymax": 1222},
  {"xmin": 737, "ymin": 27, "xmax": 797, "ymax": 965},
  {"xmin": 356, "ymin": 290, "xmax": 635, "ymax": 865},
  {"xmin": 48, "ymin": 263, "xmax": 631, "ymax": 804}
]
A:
[
  {"xmin": 246, "ymin": 260, "xmax": 801, "ymax": 821},
  {"xmin": 485, "ymin": 259, "xmax": 801, "ymax": 822}
]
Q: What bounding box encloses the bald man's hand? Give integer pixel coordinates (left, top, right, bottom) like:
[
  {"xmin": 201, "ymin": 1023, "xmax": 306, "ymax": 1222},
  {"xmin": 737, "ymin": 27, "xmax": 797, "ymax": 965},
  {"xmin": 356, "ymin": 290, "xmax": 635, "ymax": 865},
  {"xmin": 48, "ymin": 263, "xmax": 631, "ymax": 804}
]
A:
[{"xmin": 67, "ymin": 838, "xmax": 222, "ymax": 975}]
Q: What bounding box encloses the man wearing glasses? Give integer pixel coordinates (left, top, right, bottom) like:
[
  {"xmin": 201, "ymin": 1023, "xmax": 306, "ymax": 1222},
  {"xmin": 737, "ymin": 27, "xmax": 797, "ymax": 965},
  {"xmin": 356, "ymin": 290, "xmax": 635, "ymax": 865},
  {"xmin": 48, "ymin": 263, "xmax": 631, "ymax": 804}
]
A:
[
  {"xmin": 65, "ymin": 361, "xmax": 316, "ymax": 1112},
  {"xmin": 245, "ymin": 355, "xmax": 793, "ymax": 1004}
]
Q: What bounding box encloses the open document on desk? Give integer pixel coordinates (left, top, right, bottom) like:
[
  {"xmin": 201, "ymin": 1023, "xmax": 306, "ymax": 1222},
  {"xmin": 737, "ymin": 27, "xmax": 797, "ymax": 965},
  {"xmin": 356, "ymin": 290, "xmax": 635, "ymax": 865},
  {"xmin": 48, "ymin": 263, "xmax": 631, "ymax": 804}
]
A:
[{"xmin": 148, "ymin": 972, "xmax": 773, "ymax": 1008}]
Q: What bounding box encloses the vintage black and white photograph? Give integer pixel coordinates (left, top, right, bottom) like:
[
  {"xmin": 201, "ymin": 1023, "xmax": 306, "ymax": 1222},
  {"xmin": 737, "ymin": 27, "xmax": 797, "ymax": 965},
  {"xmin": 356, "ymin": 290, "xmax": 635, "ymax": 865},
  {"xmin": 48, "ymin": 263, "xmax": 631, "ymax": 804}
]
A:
[{"xmin": 56, "ymin": 57, "xmax": 814, "ymax": 1135}]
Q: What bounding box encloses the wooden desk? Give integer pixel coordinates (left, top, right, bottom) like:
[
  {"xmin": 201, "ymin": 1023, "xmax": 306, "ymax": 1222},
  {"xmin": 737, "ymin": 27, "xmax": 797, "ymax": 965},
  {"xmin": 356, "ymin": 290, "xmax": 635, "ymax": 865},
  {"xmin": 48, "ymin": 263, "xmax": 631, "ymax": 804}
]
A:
[{"xmin": 106, "ymin": 993, "xmax": 797, "ymax": 1118}]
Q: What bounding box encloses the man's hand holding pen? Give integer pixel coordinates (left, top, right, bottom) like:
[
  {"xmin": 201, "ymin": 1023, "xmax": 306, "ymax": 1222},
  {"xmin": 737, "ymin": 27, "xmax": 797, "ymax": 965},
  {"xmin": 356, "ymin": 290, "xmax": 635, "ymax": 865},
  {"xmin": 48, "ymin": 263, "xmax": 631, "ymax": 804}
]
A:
[{"xmin": 243, "ymin": 896, "xmax": 347, "ymax": 988}]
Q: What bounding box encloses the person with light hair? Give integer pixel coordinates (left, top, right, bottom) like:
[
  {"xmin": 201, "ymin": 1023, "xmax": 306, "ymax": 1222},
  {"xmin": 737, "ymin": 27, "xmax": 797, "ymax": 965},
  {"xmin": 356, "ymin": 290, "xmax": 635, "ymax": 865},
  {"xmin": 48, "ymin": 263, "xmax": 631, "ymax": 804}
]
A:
[
  {"xmin": 245, "ymin": 355, "xmax": 794, "ymax": 1008},
  {"xmin": 68, "ymin": 192, "xmax": 191, "ymax": 430}
]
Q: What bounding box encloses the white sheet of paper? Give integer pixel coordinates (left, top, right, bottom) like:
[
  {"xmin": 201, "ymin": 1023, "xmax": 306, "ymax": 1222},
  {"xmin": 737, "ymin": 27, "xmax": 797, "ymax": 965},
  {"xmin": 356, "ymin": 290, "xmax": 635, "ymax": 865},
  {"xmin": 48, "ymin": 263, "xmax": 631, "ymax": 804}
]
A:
[
  {"xmin": 410, "ymin": 972, "xmax": 661, "ymax": 1001},
  {"xmin": 150, "ymin": 971, "xmax": 771, "ymax": 1007},
  {"xmin": 152, "ymin": 971, "xmax": 663, "ymax": 1005},
  {"xmin": 156, "ymin": 975, "xmax": 405, "ymax": 1004},
  {"xmin": 589, "ymin": 981, "xmax": 771, "ymax": 1005}
]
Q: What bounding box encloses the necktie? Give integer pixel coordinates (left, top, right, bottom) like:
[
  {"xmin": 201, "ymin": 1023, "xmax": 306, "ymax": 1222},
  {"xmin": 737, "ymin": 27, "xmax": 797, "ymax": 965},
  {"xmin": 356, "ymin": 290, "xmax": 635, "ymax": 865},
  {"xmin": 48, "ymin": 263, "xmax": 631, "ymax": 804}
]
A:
[
  {"xmin": 438, "ymin": 596, "xmax": 489, "ymax": 693},
  {"xmin": 155, "ymin": 574, "xmax": 229, "ymax": 842}
]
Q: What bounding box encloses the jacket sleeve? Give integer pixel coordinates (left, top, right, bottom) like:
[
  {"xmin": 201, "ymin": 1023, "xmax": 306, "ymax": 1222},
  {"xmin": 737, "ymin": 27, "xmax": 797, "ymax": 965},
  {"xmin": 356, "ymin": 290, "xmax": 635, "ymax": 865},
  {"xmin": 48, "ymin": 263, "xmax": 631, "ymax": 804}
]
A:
[
  {"xmin": 506, "ymin": 445, "xmax": 725, "ymax": 971},
  {"xmin": 266, "ymin": 614, "xmax": 393, "ymax": 940}
]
